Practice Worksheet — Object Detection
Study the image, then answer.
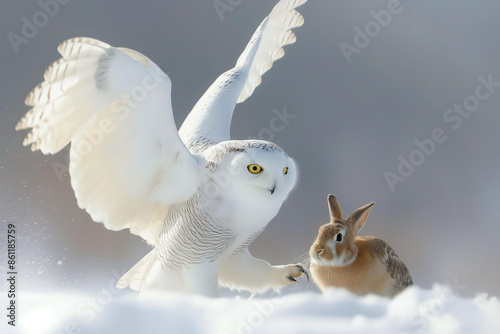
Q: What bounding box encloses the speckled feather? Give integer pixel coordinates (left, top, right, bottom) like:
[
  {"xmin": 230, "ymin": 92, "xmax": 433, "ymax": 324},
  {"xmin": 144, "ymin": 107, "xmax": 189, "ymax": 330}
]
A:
[{"xmin": 155, "ymin": 194, "xmax": 236, "ymax": 269}]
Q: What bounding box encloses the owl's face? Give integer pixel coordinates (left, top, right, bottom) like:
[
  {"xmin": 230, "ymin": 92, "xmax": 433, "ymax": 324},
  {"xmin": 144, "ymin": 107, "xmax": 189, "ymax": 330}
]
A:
[
  {"xmin": 202, "ymin": 140, "xmax": 297, "ymax": 228},
  {"xmin": 226, "ymin": 145, "xmax": 297, "ymax": 199}
]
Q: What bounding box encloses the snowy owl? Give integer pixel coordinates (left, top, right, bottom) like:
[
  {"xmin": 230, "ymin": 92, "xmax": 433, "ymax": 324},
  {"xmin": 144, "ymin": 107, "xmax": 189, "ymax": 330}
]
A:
[{"xmin": 16, "ymin": 0, "xmax": 307, "ymax": 297}]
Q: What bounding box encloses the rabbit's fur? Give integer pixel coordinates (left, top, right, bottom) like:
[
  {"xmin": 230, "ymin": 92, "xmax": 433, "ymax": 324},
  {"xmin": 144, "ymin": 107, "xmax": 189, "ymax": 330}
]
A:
[{"xmin": 310, "ymin": 195, "xmax": 413, "ymax": 298}]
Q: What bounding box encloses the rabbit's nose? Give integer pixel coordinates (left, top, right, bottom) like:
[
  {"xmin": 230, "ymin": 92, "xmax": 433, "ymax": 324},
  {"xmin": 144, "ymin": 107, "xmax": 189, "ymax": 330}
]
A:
[{"xmin": 316, "ymin": 249, "xmax": 324, "ymax": 257}]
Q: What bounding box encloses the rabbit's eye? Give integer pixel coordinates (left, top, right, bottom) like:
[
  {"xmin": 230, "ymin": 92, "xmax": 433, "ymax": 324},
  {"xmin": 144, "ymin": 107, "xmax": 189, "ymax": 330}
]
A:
[{"xmin": 336, "ymin": 233, "xmax": 343, "ymax": 242}]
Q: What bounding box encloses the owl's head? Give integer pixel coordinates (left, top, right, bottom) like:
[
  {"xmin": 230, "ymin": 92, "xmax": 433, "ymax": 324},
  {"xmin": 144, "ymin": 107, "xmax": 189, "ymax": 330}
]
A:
[{"xmin": 202, "ymin": 140, "xmax": 297, "ymax": 221}]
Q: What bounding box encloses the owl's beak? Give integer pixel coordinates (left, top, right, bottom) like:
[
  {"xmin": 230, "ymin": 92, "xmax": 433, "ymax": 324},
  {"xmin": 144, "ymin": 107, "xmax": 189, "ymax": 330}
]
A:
[{"xmin": 268, "ymin": 183, "xmax": 276, "ymax": 195}]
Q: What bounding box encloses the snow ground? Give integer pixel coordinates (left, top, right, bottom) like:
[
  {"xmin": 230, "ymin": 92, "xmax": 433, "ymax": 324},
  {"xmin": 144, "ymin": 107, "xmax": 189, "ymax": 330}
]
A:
[{"xmin": 5, "ymin": 284, "xmax": 500, "ymax": 334}]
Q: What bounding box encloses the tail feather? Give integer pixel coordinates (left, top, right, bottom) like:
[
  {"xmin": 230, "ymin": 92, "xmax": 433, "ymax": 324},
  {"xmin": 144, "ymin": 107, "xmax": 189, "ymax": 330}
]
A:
[{"xmin": 117, "ymin": 250, "xmax": 158, "ymax": 291}]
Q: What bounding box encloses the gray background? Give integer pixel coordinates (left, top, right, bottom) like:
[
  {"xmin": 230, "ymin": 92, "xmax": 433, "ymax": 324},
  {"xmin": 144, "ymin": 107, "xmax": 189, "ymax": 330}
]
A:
[{"xmin": 1, "ymin": 0, "xmax": 499, "ymax": 297}]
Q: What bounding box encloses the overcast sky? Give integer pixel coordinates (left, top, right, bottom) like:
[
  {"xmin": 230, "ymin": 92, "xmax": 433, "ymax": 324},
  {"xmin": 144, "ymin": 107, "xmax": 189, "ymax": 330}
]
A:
[{"xmin": 1, "ymin": 0, "xmax": 500, "ymax": 298}]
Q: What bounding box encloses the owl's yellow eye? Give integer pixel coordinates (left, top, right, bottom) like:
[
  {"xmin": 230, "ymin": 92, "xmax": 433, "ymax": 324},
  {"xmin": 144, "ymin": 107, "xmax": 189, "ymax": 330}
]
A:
[
  {"xmin": 247, "ymin": 164, "xmax": 263, "ymax": 174},
  {"xmin": 283, "ymin": 167, "xmax": 288, "ymax": 175}
]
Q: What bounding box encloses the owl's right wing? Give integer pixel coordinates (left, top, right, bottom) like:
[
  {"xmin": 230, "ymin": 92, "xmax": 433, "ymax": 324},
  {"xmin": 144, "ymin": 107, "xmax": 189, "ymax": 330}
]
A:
[
  {"xmin": 16, "ymin": 38, "xmax": 201, "ymax": 244},
  {"xmin": 179, "ymin": 0, "xmax": 307, "ymax": 151}
]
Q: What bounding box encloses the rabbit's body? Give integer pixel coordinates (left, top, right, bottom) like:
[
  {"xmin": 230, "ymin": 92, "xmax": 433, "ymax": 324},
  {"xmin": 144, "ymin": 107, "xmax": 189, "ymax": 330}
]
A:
[
  {"xmin": 310, "ymin": 195, "xmax": 412, "ymax": 298},
  {"xmin": 311, "ymin": 236, "xmax": 410, "ymax": 297}
]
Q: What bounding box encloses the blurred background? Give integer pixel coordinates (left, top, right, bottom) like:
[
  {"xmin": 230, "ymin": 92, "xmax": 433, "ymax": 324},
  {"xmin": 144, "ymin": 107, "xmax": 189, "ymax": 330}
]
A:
[{"xmin": 1, "ymin": 0, "xmax": 499, "ymax": 298}]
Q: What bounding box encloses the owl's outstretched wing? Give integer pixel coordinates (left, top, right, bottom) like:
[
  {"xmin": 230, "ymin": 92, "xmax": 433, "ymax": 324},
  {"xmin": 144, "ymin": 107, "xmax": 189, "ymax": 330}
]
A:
[
  {"xmin": 16, "ymin": 38, "xmax": 201, "ymax": 244},
  {"xmin": 179, "ymin": 0, "xmax": 307, "ymax": 151}
]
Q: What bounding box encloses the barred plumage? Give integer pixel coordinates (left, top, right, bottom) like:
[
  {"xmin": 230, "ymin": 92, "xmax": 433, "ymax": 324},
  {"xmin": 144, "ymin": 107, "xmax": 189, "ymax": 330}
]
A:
[{"xmin": 156, "ymin": 194, "xmax": 236, "ymax": 269}]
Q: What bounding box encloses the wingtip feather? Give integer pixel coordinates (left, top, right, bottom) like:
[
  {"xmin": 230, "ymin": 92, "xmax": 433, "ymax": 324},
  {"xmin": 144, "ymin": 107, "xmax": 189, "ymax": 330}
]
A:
[
  {"xmin": 57, "ymin": 37, "xmax": 110, "ymax": 60},
  {"xmin": 286, "ymin": 9, "xmax": 305, "ymax": 29},
  {"xmin": 15, "ymin": 110, "xmax": 33, "ymax": 131},
  {"xmin": 236, "ymin": 0, "xmax": 307, "ymax": 103},
  {"xmin": 271, "ymin": 48, "xmax": 285, "ymax": 61}
]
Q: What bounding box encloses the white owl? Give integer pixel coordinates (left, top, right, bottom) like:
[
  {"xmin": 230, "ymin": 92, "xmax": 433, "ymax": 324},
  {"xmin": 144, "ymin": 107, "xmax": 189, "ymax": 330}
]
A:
[{"xmin": 16, "ymin": 0, "xmax": 307, "ymax": 297}]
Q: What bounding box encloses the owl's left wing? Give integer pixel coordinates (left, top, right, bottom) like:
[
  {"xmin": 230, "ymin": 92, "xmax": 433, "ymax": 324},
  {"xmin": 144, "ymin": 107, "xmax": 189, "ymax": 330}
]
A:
[
  {"xmin": 16, "ymin": 38, "xmax": 201, "ymax": 244},
  {"xmin": 179, "ymin": 0, "xmax": 307, "ymax": 151}
]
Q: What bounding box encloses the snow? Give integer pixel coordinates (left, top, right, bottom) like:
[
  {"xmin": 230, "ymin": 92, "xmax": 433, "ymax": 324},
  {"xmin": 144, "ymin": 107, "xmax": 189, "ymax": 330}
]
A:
[{"xmin": 7, "ymin": 284, "xmax": 500, "ymax": 334}]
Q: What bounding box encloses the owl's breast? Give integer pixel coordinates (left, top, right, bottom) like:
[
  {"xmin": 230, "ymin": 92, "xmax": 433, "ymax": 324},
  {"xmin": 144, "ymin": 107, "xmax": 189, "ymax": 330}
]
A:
[
  {"xmin": 155, "ymin": 194, "xmax": 237, "ymax": 269},
  {"xmin": 155, "ymin": 185, "xmax": 284, "ymax": 269},
  {"xmin": 202, "ymin": 187, "xmax": 280, "ymax": 236}
]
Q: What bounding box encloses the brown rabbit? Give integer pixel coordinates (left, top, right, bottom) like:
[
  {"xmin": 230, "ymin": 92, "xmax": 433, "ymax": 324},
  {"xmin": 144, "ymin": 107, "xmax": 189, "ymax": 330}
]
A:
[{"xmin": 310, "ymin": 194, "xmax": 413, "ymax": 298}]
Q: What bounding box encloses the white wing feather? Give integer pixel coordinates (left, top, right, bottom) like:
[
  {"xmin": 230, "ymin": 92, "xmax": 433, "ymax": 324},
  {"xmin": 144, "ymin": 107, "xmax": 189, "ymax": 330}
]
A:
[
  {"xmin": 179, "ymin": 0, "xmax": 306, "ymax": 150},
  {"xmin": 236, "ymin": 0, "xmax": 307, "ymax": 103},
  {"xmin": 16, "ymin": 37, "xmax": 201, "ymax": 244}
]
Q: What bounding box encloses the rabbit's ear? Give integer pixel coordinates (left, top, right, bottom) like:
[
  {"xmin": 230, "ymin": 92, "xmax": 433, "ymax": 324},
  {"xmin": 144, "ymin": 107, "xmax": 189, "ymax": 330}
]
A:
[
  {"xmin": 347, "ymin": 202, "xmax": 375, "ymax": 233},
  {"xmin": 327, "ymin": 194, "xmax": 343, "ymax": 220}
]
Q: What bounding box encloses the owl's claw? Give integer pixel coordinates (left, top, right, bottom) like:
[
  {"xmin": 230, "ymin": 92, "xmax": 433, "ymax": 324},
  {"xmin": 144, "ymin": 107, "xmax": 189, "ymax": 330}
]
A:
[
  {"xmin": 277, "ymin": 263, "xmax": 307, "ymax": 286},
  {"xmin": 298, "ymin": 266, "xmax": 310, "ymax": 282},
  {"xmin": 294, "ymin": 264, "xmax": 310, "ymax": 282}
]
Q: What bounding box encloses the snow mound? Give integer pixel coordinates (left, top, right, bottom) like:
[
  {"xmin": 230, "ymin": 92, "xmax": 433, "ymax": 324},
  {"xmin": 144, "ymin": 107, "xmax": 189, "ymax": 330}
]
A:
[{"xmin": 10, "ymin": 284, "xmax": 500, "ymax": 334}]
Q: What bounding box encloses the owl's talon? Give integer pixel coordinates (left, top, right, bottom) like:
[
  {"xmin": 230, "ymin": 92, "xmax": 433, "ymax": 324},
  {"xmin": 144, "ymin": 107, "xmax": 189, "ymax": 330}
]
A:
[
  {"xmin": 299, "ymin": 267, "xmax": 310, "ymax": 282},
  {"xmin": 276, "ymin": 263, "xmax": 306, "ymax": 286}
]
